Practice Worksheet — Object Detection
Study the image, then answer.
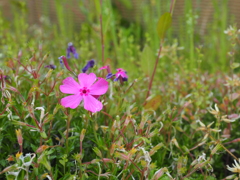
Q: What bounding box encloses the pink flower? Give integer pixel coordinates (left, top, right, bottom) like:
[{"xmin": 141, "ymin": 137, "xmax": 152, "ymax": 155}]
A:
[
  {"xmin": 99, "ymin": 66, "xmax": 128, "ymax": 82},
  {"xmin": 99, "ymin": 65, "xmax": 111, "ymax": 73},
  {"xmin": 60, "ymin": 73, "xmax": 108, "ymax": 113},
  {"xmin": 0, "ymin": 75, "xmax": 7, "ymax": 80},
  {"xmin": 114, "ymin": 68, "xmax": 128, "ymax": 81}
]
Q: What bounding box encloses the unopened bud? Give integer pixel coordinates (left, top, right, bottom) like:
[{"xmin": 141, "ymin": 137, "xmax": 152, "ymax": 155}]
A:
[
  {"xmin": 15, "ymin": 129, "xmax": 23, "ymax": 146},
  {"xmin": 59, "ymin": 56, "xmax": 72, "ymax": 72},
  {"xmin": 80, "ymin": 129, "xmax": 86, "ymax": 141},
  {"xmin": 102, "ymin": 158, "xmax": 114, "ymax": 163},
  {"xmin": 36, "ymin": 145, "xmax": 49, "ymax": 153},
  {"xmin": 171, "ymin": 138, "xmax": 180, "ymax": 148},
  {"xmin": 93, "ymin": 147, "xmax": 102, "ymax": 158}
]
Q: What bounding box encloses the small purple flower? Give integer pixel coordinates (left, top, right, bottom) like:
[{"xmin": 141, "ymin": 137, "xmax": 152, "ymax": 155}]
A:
[
  {"xmin": 82, "ymin": 60, "xmax": 95, "ymax": 73},
  {"xmin": 99, "ymin": 66, "xmax": 128, "ymax": 82},
  {"xmin": 45, "ymin": 64, "xmax": 56, "ymax": 70},
  {"xmin": 114, "ymin": 68, "xmax": 128, "ymax": 82},
  {"xmin": 67, "ymin": 42, "xmax": 79, "ymax": 59}
]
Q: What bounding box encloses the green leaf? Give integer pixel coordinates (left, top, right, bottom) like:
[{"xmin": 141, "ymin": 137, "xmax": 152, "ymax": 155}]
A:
[
  {"xmin": 40, "ymin": 131, "xmax": 47, "ymax": 139},
  {"xmin": 6, "ymin": 174, "xmax": 16, "ymax": 180},
  {"xmin": 157, "ymin": 12, "xmax": 172, "ymax": 39},
  {"xmin": 159, "ymin": 174, "xmax": 171, "ymax": 180},
  {"xmin": 93, "ymin": 147, "xmax": 102, "ymax": 158},
  {"xmin": 230, "ymin": 62, "xmax": 240, "ymax": 69},
  {"xmin": 49, "ymin": 92, "xmax": 55, "ymax": 96},
  {"xmin": 59, "ymin": 154, "xmax": 68, "ymax": 167},
  {"xmin": 39, "ymin": 154, "xmax": 51, "ymax": 171}
]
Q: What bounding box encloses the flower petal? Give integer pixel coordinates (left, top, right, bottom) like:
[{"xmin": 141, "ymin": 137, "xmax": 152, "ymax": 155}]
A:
[
  {"xmin": 82, "ymin": 60, "xmax": 95, "ymax": 73},
  {"xmin": 66, "ymin": 52, "xmax": 71, "ymax": 59},
  {"xmin": 90, "ymin": 78, "xmax": 109, "ymax": 95},
  {"xmin": 121, "ymin": 72, "xmax": 128, "ymax": 79},
  {"xmin": 106, "ymin": 73, "xmax": 114, "ymax": 79},
  {"xmin": 83, "ymin": 95, "xmax": 103, "ymax": 113},
  {"xmin": 116, "ymin": 68, "xmax": 125, "ymax": 71},
  {"xmin": 73, "ymin": 52, "xmax": 79, "ymax": 59},
  {"xmin": 78, "ymin": 73, "xmax": 96, "ymax": 88},
  {"xmin": 99, "ymin": 66, "xmax": 109, "ymax": 70},
  {"xmin": 61, "ymin": 94, "xmax": 82, "ymax": 109},
  {"xmin": 60, "ymin": 77, "xmax": 80, "ymax": 94}
]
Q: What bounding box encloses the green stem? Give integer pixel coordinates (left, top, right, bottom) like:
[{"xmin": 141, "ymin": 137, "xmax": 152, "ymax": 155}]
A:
[{"xmin": 65, "ymin": 115, "xmax": 71, "ymax": 154}]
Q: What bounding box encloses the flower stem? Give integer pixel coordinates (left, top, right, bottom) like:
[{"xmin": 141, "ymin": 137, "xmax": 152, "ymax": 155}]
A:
[
  {"xmin": 144, "ymin": 0, "xmax": 175, "ymax": 103},
  {"xmin": 65, "ymin": 113, "xmax": 71, "ymax": 154},
  {"xmin": 144, "ymin": 42, "xmax": 163, "ymax": 103}
]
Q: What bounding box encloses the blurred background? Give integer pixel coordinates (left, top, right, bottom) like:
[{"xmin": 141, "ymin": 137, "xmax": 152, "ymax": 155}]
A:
[
  {"xmin": 0, "ymin": 0, "xmax": 240, "ymax": 72},
  {"xmin": 1, "ymin": 0, "xmax": 240, "ymax": 34}
]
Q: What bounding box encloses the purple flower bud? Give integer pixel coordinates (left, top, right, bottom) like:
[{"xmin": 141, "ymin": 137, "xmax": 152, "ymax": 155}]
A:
[
  {"xmin": 106, "ymin": 73, "xmax": 114, "ymax": 79},
  {"xmin": 45, "ymin": 64, "xmax": 56, "ymax": 70},
  {"xmin": 82, "ymin": 60, "xmax": 95, "ymax": 73},
  {"xmin": 113, "ymin": 77, "xmax": 119, "ymax": 81},
  {"xmin": 122, "ymin": 77, "xmax": 128, "ymax": 81},
  {"xmin": 67, "ymin": 42, "xmax": 79, "ymax": 59},
  {"xmin": 59, "ymin": 56, "xmax": 73, "ymax": 72}
]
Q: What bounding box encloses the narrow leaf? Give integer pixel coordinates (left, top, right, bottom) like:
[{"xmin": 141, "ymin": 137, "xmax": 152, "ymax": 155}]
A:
[{"xmin": 157, "ymin": 12, "xmax": 172, "ymax": 39}]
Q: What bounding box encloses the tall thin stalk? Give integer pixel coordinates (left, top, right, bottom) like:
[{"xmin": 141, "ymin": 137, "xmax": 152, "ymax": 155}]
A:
[
  {"xmin": 144, "ymin": 0, "xmax": 176, "ymax": 103},
  {"xmin": 65, "ymin": 112, "xmax": 71, "ymax": 155},
  {"xmin": 100, "ymin": 0, "xmax": 105, "ymax": 65},
  {"xmin": 144, "ymin": 42, "xmax": 163, "ymax": 102}
]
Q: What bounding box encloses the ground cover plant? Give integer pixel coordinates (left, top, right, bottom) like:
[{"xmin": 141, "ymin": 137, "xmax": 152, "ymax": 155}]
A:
[{"xmin": 0, "ymin": 0, "xmax": 240, "ymax": 179}]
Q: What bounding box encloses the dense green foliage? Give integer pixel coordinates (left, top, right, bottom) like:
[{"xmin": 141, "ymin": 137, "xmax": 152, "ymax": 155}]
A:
[{"xmin": 0, "ymin": 0, "xmax": 240, "ymax": 179}]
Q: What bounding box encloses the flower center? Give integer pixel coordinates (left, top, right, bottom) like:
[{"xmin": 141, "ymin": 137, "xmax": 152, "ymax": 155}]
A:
[{"xmin": 79, "ymin": 87, "xmax": 90, "ymax": 96}]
